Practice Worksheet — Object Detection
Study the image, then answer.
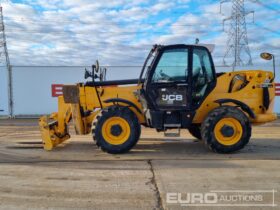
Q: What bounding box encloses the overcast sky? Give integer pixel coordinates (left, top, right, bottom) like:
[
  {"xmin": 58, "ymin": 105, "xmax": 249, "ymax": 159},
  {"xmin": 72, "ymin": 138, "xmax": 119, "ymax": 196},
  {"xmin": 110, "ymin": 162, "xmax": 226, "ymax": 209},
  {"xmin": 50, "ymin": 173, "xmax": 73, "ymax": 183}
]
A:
[{"xmin": 0, "ymin": 0, "xmax": 279, "ymax": 67}]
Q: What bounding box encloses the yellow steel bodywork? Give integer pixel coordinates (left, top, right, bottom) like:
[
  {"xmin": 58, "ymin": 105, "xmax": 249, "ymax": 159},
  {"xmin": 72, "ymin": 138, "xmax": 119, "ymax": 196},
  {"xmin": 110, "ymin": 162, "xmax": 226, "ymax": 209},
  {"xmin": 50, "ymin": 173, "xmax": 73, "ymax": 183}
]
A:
[
  {"xmin": 39, "ymin": 70, "xmax": 277, "ymax": 150},
  {"xmin": 39, "ymin": 96, "xmax": 71, "ymax": 150},
  {"xmin": 39, "ymin": 84, "xmax": 144, "ymax": 150},
  {"xmin": 39, "ymin": 95, "xmax": 100, "ymax": 150},
  {"xmin": 79, "ymin": 84, "xmax": 145, "ymax": 123},
  {"xmin": 193, "ymin": 70, "xmax": 277, "ymax": 124}
]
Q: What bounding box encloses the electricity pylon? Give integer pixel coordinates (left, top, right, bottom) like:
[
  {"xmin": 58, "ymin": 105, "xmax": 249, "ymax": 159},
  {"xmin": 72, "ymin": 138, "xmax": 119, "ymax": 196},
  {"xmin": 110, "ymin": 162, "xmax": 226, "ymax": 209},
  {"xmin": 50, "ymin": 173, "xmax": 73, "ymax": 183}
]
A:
[
  {"xmin": 221, "ymin": 0, "xmax": 254, "ymax": 68},
  {"xmin": 0, "ymin": 5, "xmax": 13, "ymax": 116}
]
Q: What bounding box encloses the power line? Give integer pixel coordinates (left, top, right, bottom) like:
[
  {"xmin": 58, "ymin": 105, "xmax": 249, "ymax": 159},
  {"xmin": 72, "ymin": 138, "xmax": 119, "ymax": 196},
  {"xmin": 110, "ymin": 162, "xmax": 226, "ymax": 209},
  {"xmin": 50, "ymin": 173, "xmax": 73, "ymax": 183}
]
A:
[
  {"xmin": 250, "ymin": 0, "xmax": 280, "ymax": 13},
  {"xmin": 2, "ymin": 11, "xmax": 221, "ymax": 24},
  {"xmin": 7, "ymin": 21, "xmax": 275, "ymax": 36},
  {"xmin": 4, "ymin": 21, "xmax": 222, "ymax": 28},
  {"xmin": 4, "ymin": 29, "xmax": 223, "ymax": 36},
  {"xmin": 4, "ymin": 19, "xmax": 278, "ymax": 38},
  {"xmin": 3, "ymin": 28, "xmax": 222, "ymax": 35},
  {"xmin": 252, "ymin": 23, "xmax": 280, "ymax": 35}
]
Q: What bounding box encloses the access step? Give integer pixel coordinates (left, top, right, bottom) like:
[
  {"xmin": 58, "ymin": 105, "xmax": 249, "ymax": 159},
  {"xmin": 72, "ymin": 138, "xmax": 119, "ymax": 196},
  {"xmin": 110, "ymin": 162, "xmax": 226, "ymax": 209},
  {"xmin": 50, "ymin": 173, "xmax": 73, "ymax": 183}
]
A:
[{"xmin": 164, "ymin": 124, "xmax": 181, "ymax": 137}]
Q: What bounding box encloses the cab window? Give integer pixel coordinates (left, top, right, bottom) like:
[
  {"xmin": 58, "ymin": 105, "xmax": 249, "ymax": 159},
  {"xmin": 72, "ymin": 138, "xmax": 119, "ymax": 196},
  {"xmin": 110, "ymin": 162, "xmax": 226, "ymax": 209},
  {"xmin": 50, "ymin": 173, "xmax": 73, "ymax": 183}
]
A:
[
  {"xmin": 192, "ymin": 49, "xmax": 214, "ymax": 83},
  {"xmin": 192, "ymin": 48, "xmax": 215, "ymax": 105},
  {"xmin": 152, "ymin": 49, "xmax": 188, "ymax": 83}
]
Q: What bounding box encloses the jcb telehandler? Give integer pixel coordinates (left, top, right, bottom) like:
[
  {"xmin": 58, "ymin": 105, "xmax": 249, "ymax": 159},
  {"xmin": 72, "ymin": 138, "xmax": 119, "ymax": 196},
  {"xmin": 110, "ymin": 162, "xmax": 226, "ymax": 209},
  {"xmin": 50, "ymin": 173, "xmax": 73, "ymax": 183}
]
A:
[{"xmin": 39, "ymin": 44, "xmax": 277, "ymax": 153}]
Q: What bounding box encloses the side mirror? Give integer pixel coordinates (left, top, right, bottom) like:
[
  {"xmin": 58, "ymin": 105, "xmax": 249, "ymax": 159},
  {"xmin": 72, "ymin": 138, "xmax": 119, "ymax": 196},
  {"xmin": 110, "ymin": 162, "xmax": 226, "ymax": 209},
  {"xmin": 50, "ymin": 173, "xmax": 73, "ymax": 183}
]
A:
[
  {"xmin": 260, "ymin": 52, "xmax": 275, "ymax": 82},
  {"xmin": 260, "ymin": 52, "xmax": 273, "ymax": 60}
]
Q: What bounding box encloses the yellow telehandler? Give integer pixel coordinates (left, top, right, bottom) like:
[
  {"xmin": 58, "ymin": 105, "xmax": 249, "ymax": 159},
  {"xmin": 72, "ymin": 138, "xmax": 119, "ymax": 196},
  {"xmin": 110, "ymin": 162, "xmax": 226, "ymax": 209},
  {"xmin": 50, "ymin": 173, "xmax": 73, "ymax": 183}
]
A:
[{"xmin": 39, "ymin": 44, "xmax": 277, "ymax": 153}]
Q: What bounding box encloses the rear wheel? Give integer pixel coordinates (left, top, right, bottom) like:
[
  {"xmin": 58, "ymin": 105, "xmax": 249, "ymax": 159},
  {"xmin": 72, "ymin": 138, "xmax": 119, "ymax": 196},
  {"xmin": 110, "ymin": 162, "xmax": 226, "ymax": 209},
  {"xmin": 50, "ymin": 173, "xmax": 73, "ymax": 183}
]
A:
[
  {"xmin": 188, "ymin": 124, "xmax": 201, "ymax": 140},
  {"xmin": 92, "ymin": 106, "xmax": 141, "ymax": 154},
  {"xmin": 201, "ymin": 106, "xmax": 251, "ymax": 153}
]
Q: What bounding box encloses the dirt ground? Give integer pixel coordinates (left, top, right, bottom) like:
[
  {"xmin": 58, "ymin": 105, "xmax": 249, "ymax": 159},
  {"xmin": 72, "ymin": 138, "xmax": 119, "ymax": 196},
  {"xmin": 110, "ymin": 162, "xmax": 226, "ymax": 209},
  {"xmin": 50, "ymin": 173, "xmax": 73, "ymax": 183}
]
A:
[{"xmin": 0, "ymin": 119, "xmax": 279, "ymax": 210}]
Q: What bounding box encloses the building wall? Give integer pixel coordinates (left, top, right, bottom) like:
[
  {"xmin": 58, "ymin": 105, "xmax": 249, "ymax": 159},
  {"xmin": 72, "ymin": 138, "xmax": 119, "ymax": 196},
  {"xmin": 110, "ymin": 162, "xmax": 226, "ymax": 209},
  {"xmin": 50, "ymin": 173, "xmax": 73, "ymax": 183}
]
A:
[
  {"xmin": 11, "ymin": 66, "xmax": 140, "ymax": 116},
  {"xmin": 0, "ymin": 66, "xmax": 9, "ymax": 116},
  {"xmin": 0, "ymin": 65, "xmax": 279, "ymax": 117}
]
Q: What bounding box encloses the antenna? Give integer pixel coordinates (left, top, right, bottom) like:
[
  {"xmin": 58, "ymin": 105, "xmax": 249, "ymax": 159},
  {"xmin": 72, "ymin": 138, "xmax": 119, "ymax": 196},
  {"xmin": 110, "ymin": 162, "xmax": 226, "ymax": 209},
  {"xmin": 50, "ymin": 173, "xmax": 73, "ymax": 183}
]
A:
[{"xmin": 221, "ymin": 0, "xmax": 254, "ymax": 69}]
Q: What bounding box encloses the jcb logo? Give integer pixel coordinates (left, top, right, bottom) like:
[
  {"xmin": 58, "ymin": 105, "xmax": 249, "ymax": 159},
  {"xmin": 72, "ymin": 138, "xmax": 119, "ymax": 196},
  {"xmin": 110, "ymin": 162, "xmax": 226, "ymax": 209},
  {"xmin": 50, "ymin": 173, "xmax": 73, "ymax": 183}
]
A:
[{"xmin": 162, "ymin": 94, "xmax": 183, "ymax": 101}]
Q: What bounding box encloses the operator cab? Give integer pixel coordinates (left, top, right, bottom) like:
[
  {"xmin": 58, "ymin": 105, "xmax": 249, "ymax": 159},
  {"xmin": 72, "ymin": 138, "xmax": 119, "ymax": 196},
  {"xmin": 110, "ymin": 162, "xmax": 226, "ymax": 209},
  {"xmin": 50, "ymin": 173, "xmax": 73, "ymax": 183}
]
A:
[{"xmin": 138, "ymin": 44, "xmax": 216, "ymax": 132}]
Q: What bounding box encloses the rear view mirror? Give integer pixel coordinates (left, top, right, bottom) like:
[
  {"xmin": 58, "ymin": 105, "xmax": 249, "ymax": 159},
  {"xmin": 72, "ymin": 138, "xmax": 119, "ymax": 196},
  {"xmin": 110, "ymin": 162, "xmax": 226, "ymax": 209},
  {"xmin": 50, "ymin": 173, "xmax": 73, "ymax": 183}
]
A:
[
  {"xmin": 260, "ymin": 52, "xmax": 275, "ymax": 82},
  {"xmin": 260, "ymin": 52, "xmax": 273, "ymax": 60}
]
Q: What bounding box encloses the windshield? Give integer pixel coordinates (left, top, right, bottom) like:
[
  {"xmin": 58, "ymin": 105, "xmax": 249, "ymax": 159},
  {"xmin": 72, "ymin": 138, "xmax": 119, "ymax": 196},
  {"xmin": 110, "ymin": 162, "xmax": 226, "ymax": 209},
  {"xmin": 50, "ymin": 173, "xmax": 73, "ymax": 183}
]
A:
[
  {"xmin": 138, "ymin": 47, "xmax": 157, "ymax": 84},
  {"xmin": 152, "ymin": 49, "xmax": 188, "ymax": 83}
]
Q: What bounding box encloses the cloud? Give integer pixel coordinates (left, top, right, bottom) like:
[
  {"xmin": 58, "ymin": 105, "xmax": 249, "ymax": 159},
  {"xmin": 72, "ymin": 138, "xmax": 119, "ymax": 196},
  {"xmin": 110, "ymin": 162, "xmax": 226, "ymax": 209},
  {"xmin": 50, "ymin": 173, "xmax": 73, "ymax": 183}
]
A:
[{"xmin": 0, "ymin": 0, "xmax": 279, "ymax": 68}]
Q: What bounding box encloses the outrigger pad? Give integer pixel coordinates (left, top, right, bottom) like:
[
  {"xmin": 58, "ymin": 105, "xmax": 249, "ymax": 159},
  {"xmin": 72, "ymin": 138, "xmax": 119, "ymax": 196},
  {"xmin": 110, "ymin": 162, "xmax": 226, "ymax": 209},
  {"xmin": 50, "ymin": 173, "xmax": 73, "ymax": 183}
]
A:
[{"xmin": 39, "ymin": 116, "xmax": 70, "ymax": 151}]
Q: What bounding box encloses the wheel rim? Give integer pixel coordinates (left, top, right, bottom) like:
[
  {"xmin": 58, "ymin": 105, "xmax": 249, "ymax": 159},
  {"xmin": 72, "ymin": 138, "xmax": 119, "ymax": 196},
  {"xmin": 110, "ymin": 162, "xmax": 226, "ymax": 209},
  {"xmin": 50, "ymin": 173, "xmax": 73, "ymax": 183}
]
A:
[
  {"xmin": 101, "ymin": 117, "xmax": 130, "ymax": 145},
  {"xmin": 214, "ymin": 118, "xmax": 243, "ymax": 146}
]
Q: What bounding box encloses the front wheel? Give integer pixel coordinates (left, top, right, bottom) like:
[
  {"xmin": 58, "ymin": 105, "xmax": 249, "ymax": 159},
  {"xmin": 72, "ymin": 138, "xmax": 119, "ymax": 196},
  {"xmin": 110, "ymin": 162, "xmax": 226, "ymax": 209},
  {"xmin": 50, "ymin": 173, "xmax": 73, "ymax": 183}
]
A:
[
  {"xmin": 92, "ymin": 106, "xmax": 141, "ymax": 154},
  {"xmin": 201, "ymin": 106, "xmax": 251, "ymax": 153}
]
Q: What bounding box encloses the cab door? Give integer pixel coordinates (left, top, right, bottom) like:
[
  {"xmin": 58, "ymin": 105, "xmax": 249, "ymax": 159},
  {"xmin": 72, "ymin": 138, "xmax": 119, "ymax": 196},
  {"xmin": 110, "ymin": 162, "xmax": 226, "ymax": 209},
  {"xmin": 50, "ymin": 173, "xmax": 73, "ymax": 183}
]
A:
[
  {"xmin": 191, "ymin": 47, "xmax": 216, "ymax": 108},
  {"xmin": 145, "ymin": 46, "xmax": 190, "ymax": 110}
]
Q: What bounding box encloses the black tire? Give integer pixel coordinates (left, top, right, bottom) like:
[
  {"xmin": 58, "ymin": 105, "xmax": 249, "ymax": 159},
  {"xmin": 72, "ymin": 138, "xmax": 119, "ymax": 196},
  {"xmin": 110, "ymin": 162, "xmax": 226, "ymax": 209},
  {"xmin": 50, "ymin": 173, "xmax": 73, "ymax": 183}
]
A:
[
  {"xmin": 201, "ymin": 106, "xmax": 251, "ymax": 153},
  {"xmin": 92, "ymin": 106, "xmax": 141, "ymax": 154},
  {"xmin": 188, "ymin": 124, "xmax": 201, "ymax": 140}
]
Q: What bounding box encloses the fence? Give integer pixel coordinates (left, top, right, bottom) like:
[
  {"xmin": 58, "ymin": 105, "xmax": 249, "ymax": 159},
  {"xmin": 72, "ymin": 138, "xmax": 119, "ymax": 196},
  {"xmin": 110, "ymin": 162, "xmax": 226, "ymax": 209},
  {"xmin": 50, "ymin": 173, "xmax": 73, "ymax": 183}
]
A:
[
  {"xmin": 1, "ymin": 66, "xmax": 141, "ymax": 117},
  {"xmin": 0, "ymin": 66, "xmax": 280, "ymax": 117}
]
